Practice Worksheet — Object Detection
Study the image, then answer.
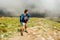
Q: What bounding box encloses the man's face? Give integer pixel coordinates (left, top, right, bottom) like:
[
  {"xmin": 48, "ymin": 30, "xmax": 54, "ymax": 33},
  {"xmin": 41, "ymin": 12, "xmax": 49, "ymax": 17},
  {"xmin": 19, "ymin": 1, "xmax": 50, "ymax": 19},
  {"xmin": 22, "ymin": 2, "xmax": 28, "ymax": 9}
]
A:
[{"xmin": 25, "ymin": 11, "xmax": 28, "ymax": 14}]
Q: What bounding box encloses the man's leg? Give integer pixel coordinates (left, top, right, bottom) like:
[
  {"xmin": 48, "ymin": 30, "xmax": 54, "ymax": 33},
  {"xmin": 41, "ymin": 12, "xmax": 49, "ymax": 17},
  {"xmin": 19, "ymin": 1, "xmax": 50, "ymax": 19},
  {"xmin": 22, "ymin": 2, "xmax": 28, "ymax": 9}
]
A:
[
  {"xmin": 23, "ymin": 23, "xmax": 26, "ymax": 31},
  {"xmin": 21, "ymin": 23, "xmax": 28, "ymax": 36},
  {"xmin": 21, "ymin": 23, "xmax": 25, "ymax": 36},
  {"xmin": 25, "ymin": 23, "xmax": 28, "ymax": 33}
]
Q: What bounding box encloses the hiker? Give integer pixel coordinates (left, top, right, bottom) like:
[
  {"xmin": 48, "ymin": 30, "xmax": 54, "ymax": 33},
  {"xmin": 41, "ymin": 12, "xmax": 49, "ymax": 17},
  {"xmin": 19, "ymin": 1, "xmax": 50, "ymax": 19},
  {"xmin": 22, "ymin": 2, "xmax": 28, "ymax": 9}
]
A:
[{"xmin": 20, "ymin": 9, "xmax": 30, "ymax": 36}]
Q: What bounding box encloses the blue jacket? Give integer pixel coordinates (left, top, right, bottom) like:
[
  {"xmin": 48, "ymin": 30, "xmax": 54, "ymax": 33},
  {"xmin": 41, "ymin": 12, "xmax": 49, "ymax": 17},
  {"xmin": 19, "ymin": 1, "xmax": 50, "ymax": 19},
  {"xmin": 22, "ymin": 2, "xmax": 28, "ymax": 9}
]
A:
[{"xmin": 20, "ymin": 13, "xmax": 30, "ymax": 22}]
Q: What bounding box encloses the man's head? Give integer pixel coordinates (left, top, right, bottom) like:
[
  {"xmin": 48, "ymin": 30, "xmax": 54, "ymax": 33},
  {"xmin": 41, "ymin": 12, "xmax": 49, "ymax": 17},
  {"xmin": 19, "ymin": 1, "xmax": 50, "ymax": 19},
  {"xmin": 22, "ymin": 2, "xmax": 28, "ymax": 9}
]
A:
[{"xmin": 24, "ymin": 9, "xmax": 28, "ymax": 14}]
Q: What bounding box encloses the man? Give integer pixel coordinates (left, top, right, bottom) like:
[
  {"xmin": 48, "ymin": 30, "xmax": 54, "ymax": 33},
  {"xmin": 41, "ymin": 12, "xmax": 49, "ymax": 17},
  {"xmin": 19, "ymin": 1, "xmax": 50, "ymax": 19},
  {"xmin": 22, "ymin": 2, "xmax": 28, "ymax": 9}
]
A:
[{"xmin": 20, "ymin": 9, "xmax": 30, "ymax": 36}]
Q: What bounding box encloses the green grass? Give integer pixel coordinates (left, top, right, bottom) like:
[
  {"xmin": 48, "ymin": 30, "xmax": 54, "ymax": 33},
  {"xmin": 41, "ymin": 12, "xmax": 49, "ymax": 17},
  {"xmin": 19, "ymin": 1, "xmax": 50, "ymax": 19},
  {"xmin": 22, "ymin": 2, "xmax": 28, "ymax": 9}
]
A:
[
  {"xmin": 0, "ymin": 17, "xmax": 60, "ymax": 40},
  {"xmin": 0, "ymin": 17, "xmax": 39, "ymax": 39},
  {"xmin": 39, "ymin": 18, "xmax": 60, "ymax": 31}
]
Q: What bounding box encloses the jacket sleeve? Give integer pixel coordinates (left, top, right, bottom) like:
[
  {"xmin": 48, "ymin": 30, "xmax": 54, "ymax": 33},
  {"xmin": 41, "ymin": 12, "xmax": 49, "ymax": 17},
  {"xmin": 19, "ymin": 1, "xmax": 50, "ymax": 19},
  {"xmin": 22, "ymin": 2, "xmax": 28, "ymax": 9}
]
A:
[{"xmin": 28, "ymin": 14, "xmax": 31, "ymax": 21}]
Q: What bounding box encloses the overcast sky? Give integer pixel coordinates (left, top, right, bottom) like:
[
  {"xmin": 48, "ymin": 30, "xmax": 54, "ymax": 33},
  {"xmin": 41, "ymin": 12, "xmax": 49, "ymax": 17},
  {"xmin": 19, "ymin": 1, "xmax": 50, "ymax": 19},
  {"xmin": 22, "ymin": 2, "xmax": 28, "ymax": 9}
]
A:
[{"xmin": 0, "ymin": 0, "xmax": 60, "ymax": 17}]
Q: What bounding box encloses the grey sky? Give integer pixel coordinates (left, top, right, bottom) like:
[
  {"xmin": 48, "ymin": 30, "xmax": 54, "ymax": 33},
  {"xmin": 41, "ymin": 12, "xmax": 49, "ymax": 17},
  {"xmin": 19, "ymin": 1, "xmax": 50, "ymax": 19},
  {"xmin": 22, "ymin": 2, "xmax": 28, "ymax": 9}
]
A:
[{"xmin": 0, "ymin": 0, "xmax": 60, "ymax": 17}]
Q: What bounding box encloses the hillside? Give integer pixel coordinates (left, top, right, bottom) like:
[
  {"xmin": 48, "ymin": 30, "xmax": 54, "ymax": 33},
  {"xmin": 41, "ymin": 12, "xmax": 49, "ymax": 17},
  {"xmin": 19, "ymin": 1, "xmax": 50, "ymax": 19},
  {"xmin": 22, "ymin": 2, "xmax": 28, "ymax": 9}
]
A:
[{"xmin": 0, "ymin": 17, "xmax": 60, "ymax": 40}]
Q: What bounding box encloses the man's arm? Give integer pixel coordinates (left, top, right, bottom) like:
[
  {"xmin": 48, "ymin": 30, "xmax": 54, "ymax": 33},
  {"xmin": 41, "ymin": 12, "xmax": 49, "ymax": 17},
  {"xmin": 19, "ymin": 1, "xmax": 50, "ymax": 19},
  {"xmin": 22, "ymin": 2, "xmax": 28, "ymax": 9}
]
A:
[{"xmin": 28, "ymin": 14, "xmax": 31, "ymax": 21}]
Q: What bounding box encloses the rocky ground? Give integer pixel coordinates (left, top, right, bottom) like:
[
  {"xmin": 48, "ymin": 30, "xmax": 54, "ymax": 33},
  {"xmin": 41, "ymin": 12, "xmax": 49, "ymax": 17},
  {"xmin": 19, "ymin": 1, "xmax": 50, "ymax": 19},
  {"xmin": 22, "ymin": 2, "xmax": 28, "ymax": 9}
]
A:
[{"xmin": 8, "ymin": 19, "xmax": 60, "ymax": 40}]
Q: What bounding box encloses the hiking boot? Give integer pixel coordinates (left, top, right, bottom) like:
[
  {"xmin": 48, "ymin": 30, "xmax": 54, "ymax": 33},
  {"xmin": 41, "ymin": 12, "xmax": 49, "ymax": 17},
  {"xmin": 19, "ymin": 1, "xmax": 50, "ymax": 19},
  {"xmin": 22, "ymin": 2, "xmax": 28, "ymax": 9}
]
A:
[
  {"xmin": 25, "ymin": 30, "xmax": 28, "ymax": 33},
  {"xmin": 21, "ymin": 32, "xmax": 23, "ymax": 36}
]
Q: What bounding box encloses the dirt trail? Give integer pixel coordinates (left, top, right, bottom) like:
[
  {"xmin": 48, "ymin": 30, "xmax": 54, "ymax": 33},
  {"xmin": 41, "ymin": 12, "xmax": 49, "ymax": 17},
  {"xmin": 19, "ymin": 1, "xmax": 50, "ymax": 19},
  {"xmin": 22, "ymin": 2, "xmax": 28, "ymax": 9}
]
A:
[
  {"xmin": 8, "ymin": 26, "xmax": 60, "ymax": 40},
  {"xmin": 7, "ymin": 19, "xmax": 60, "ymax": 40}
]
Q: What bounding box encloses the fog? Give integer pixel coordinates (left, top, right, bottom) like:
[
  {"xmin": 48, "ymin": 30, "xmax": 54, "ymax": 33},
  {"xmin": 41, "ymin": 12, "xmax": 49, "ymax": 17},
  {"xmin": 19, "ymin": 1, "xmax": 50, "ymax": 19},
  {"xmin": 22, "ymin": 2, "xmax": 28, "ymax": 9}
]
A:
[{"xmin": 0, "ymin": 0, "xmax": 60, "ymax": 17}]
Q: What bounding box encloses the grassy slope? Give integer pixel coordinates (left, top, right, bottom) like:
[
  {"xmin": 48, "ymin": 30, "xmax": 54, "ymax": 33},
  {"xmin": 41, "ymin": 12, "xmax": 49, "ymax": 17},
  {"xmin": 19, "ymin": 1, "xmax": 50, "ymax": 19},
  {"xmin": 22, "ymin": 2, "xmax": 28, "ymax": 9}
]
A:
[{"xmin": 0, "ymin": 17, "xmax": 60, "ymax": 40}]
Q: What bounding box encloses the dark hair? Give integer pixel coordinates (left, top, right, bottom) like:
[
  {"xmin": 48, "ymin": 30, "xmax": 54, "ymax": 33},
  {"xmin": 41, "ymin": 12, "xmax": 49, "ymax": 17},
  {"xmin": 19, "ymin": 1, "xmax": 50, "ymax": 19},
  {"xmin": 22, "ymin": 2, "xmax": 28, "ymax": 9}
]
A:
[{"xmin": 24, "ymin": 9, "xmax": 28, "ymax": 13}]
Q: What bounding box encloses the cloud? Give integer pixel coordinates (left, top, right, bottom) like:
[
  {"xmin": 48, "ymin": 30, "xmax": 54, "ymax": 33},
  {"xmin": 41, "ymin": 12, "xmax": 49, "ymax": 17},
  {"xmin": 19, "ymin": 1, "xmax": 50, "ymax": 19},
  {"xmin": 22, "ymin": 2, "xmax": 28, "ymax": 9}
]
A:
[{"xmin": 0, "ymin": 0, "xmax": 60, "ymax": 17}]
